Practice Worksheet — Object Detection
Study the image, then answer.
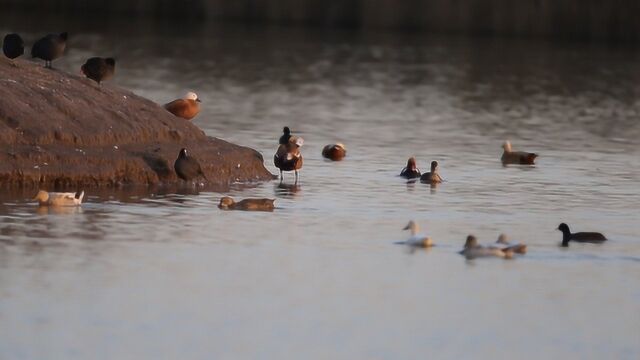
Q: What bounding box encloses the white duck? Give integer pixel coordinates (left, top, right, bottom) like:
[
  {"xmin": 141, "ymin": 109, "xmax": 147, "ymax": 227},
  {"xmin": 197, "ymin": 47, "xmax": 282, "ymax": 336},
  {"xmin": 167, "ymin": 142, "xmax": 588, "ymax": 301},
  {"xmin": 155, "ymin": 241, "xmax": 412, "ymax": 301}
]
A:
[
  {"xmin": 400, "ymin": 220, "xmax": 434, "ymax": 247},
  {"xmin": 33, "ymin": 190, "xmax": 84, "ymax": 206}
]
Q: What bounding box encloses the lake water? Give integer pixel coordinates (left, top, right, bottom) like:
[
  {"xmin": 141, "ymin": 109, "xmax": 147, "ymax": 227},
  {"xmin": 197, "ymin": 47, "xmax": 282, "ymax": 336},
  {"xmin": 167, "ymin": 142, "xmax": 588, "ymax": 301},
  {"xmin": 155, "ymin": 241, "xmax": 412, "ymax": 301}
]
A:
[{"xmin": 1, "ymin": 19, "xmax": 639, "ymax": 359}]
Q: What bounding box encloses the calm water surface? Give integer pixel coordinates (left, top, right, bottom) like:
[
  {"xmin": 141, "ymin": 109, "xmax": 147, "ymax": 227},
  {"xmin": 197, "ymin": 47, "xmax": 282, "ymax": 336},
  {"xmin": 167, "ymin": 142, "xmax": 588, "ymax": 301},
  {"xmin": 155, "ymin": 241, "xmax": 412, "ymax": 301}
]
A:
[{"xmin": 1, "ymin": 19, "xmax": 639, "ymax": 359}]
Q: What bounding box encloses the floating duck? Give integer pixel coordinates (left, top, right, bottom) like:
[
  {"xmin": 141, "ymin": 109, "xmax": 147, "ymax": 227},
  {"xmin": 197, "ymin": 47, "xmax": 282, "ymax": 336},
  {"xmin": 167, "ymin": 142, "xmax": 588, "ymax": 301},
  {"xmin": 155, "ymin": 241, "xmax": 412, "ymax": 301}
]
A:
[
  {"xmin": 557, "ymin": 223, "xmax": 607, "ymax": 247},
  {"xmin": 420, "ymin": 161, "xmax": 444, "ymax": 183},
  {"xmin": 174, "ymin": 148, "xmax": 208, "ymax": 182},
  {"xmin": 33, "ymin": 190, "xmax": 84, "ymax": 207},
  {"xmin": 459, "ymin": 235, "xmax": 513, "ymax": 259},
  {"xmin": 501, "ymin": 141, "xmax": 537, "ymax": 165},
  {"xmin": 218, "ymin": 196, "xmax": 275, "ymax": 211},
  {"xmin": 400, "ymin": 157, "xmax": 421, "ymax": 179},
  {"xmin": 274, "ymin": 136, "xmax": 304, "ymax": 182},
  {"xmin": 2, "ymin": 33, "xmax": 24, "ymax": 64},
  {"xmin": 322, "ymin": 143, "xmax": 346, "ymax": 161},
  {"xmin": 496, "ymin": 234, "xmax": 527, "ymax": 254},
  {"xmin": 81, "ymin": 57, "xmax": 115, "ymax": 84},
  {"xmin": 279, "ymin": 126, "xmax": 291, "ymax": 145},
  {"xmin": 400, "ymin": 220, "xmax": 434, "ymax": 247},
  {"xmin": 31, "ymin": 32, "xmax": 68, "ymax": 68},
  {"xmin": 164, "ymin": 92, "xmax": 201, "ymax": 120}
]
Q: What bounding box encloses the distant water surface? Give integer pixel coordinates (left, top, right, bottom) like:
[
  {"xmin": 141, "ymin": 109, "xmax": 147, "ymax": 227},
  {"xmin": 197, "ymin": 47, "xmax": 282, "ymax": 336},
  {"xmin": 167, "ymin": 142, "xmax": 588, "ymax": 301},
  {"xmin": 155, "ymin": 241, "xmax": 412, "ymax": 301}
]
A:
[{"xmin": 0, "ymin": 18, "xmax": 639, "ymax": 359}]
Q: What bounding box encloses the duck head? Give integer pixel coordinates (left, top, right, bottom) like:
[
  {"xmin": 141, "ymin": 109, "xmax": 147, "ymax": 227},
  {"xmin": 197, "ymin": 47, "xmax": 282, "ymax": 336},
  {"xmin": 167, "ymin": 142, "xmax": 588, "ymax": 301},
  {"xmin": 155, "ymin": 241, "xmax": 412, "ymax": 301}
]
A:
[
  {"xmin": 497, "ymin": 233, "xmax": 508, "ymax": 244},
  {"xmin": 558, "ymin": 223, "xmax": 571, "ymax": 246},
  {"xmin": 335, "ymin": 143, "xmax": 346, "ymax": 151},
  {"xmin": 33, "ymin": 190, "xmax": 49, "ymax": 203},
  {"xmin": 218, "ymin": 196, "xmax": 235, "ymax": 209},
  {"xmin": 406, "ymin": 157, "xmax": 417, "ymax": 170},
  {"xmin": 403, "ymin": 220, "xmax": 419, "ymax": 235},
  {"xmin": 430, "ymin": 161, "xmax": 439, "ymax": 172},
  {"xmin": 106, "ymin": 58, "xmax": 116, "ymax": 67},
  {"xmin": 178, "ymin": 148, "xmax": 188, "ymax": 158},
  {"xmin": 283, "ymin": 127, "xmax": 290, "ymax": 135},
  {"xmin": 502, "ymin": 141, "xmax": 512, "ymax": 152},
  {"xmin": 184, "ymin": 92, "xmax": 201, "ymax": 103},
  {"xmin": 464, "ymin": 235, "xmax": 478, "ymax": 249}
]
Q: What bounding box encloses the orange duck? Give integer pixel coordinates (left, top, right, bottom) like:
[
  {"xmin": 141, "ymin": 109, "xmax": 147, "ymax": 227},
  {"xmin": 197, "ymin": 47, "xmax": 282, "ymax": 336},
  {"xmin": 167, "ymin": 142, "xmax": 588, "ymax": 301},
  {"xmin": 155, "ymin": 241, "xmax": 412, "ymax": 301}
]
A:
[
  {"xmin": 322, "ymin": 143, "xmax": 346, "ymax": 161},
  {"xmin": 164, "ymin": 92, "xmax": 201, "ymax": 120}
]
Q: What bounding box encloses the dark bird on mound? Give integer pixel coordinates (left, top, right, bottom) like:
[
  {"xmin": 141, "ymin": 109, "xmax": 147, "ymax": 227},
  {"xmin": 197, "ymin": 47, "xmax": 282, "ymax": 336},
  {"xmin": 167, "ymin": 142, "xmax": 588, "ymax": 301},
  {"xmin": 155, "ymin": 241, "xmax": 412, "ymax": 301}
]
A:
[
  {"xmin": 81, "ymin": 57, "xmax": 115, "ymax": 84},
  {"xmin": 174, "ymin": 148, "xmax": 208, "ymax": 182},
  {"xmin": 279, "ymin": 126, "xmax": 291, "ymax": 145},
  {"xmin": 557, "ymin": 223, "xmax": 607, "ymax": 247},
  {"xmin": 3, "ymin": 33, "xmax": 24, "ymax": 63},
  {"xmin": 31, "ymin": 32, "xmax": 68, "ymax": 68}
]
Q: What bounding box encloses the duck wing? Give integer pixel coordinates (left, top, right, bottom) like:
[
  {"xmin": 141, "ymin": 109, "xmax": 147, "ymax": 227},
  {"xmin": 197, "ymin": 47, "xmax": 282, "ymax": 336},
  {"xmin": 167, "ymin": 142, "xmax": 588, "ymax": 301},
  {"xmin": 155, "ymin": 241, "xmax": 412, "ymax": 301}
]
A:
[{"xmin": 572, "ymin": 232, "xmax": 607, "ymax": 243}]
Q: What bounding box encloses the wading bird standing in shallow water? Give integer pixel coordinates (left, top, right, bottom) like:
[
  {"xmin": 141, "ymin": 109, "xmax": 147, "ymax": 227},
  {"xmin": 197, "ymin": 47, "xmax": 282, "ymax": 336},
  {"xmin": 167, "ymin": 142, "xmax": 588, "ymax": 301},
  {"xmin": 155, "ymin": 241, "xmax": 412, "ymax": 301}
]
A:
[
  {"xmin": 81, "ymin": 57, "xmax": 116, "ymax": 84},
  {"xmin": 274, "ymin": 135, "xmax": 304, "ymax": 182},
  {"xmin": 31, "ymin": 32, "xmax": 68, "ymax": 68}
]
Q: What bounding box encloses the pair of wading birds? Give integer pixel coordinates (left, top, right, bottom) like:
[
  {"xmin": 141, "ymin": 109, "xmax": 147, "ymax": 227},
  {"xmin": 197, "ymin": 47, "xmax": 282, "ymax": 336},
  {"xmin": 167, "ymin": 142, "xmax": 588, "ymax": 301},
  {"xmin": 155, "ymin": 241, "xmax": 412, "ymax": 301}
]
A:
[{"xmin": 2, "ymin": 32, "xmax": 202, "ymax": 120}]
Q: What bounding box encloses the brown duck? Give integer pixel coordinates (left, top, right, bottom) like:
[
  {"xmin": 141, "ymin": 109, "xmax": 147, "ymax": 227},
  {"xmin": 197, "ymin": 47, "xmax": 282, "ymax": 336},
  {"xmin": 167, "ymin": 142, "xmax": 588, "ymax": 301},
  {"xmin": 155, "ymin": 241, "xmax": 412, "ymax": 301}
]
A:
[
  {"xmin": 274, "ymin": 135, "xmax": 304, "ymax": 181},
  {"xmin": 501, "ymin": 141, "xmax": 538, "ymax": 165},
  {"xmin": 420, "ymin": 161, "xmax": 444, "ymax": 183},
  {"xmin": 164, "ymin": 92, "xmax": 201, "ymax": 120},
  {"xmin": 81, "ymin": 57, "xmax": 115, "ymax": 84},
  {"xmin": 218, "ymin": 196, "xmax": 275, "ymax": 211},
  {"xmin": 322, "ymin": 143, "xmax": 346, "ymax": 161}
]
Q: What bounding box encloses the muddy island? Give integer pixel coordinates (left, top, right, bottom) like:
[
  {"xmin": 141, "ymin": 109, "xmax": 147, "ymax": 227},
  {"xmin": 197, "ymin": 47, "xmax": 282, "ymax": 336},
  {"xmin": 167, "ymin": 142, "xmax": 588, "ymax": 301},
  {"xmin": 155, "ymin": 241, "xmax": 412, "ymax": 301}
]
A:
[{"xmin": 0, "ymin": 57, "xmax": 273, "ymax": 188}]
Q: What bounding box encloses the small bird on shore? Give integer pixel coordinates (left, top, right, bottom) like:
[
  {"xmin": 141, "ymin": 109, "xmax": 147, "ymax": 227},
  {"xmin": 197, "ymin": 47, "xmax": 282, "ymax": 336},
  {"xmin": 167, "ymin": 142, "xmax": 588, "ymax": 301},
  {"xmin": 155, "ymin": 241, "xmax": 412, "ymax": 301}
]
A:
[
  {"xmin": 460, "ymin": 235, "xmax": 513, "ymax": 259},
  {"xmin": 3, "ymin": 33, "xmax": 24, "ymax": 65},
  {"xmin": 322, "ymin": 143, "xmax": 346, "ymax": 161},
  {"xmin": 496, "ymin": 234, "xmax": 527, "ymax": 254},
  {"xmin": 420, "ymin": 161, "xmax": 444, "ymax": 183},
  {"xmin": 400, "ymin": 157, "xmax": 421, "ymax": 179},
  {"xmin": 218, "ymin": 196, "xmax": 275, "ymax": 211},
  {"xmin": 81, "ymin": 57, "xmax": 115, "ymax": 84},
  {"xmin": 399, "ymin": 220, "xmax": 434, "ymax": 247},
  {"xmin": 164, "ymin": 92, "xmax": 201, "ymax": 120},
  {"xmin": 33, "ymin": 190, "xmax": 84, "ymax": 206},
  {"xmin": 31, "ymin": 32, "xmax": 68, "ymax": 68},
  {"xmin": 279, "ymin": 127, "xmax": 291, "ymax": 145},
  {"xmin": 501, "ymin": 140, "xmax": 538, "ymax": 165},
  {"xmin": 274, "ymin": 135, "xmax": 304, "ymax": 182},
  {"xmin": 174, "ymin": 148, "xmax": 208, "ymax": 182},
  {"xmin": 557, "ymin": 223, "xmax": 607, "ymax": 247}
]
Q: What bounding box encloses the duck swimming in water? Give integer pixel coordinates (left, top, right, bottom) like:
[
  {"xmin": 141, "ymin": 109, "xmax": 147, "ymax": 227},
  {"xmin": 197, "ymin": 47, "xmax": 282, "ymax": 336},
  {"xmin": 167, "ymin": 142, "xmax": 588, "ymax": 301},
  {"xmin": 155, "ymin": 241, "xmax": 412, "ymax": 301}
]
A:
[
  {"xmin": 399, "ymin": 220, "xmax": 433, "ymax": 247},
  {"xmin": 81, "ymin": 57, "xmax": 115, "ymax": 84},
  {"xmin": 420, "ymin": 161, "xmax": 444, "ymax": 183},
  {"xmin": 557, "ymin": 223, "xmax": 607, "ymax": 247},
  {"xmin": 501, "ymin": 141, "xmax": 538, "ymax": 165},
  {"xmin": 496, "ymin": 234, "xmax": 527, "ymax": 254},
  {"xmin": 31, "ymin": 32, "xmax": 68, "ymax": 68},
  {"xmin": 218, "ymin": 196, "xmax": 275, "ymax": 211},
  {"xmin": 33, "ymin": 190, "xmax": 84, "ymax": 207},
  {"xmin": 164, "ymin": 92, "xmax": 201, "ymax": 120},
  {"xmin": 459, "ymin": 235, "xmax": 513, "ymax": 259},
  {"xmin": 274, "ymin": 135, "xmax": 304, "ymax": 182},
  {"xmin": 322, "ymin": 143, "xmax": 346, "ymax": 161},
  {"xmin": 400, "ymin": 157, "xmax": 421, "ymax": 179}
]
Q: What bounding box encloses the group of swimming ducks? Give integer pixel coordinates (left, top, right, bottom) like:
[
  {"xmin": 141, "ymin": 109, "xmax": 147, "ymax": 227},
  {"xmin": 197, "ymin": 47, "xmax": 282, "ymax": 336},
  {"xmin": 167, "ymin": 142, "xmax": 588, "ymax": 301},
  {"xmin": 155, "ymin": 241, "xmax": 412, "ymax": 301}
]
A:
[
  {"xmin": 2, "ymin": 32, "xmax": 203, "ymax": 119},
  {"xmin": 6, "ymin": 32, "xmax": 608, "ymax": 257}
]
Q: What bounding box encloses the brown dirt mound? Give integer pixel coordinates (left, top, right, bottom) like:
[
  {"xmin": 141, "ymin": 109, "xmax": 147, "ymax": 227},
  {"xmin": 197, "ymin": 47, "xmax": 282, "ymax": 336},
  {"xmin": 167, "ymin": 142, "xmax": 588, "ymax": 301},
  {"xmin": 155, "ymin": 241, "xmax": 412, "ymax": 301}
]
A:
[{"xmin": 0, "ymin": 57, "xmax": 273, "ymax": 188}]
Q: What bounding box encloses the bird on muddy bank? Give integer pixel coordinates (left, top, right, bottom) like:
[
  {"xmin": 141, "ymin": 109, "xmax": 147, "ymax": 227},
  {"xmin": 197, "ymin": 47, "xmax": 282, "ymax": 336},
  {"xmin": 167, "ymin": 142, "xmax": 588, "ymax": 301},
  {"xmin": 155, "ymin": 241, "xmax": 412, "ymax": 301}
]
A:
[
  {"xmin": 420, "ymin": 160, "xmax": 444, "ymax": 184},
  {"xmin": 218, "ymin": 196, "xmax": 275, "ymax": 211},
  {"xmin": 31, "ymin": 32, "xmax": 68, "ymax": 68},
  {"xmin": 81, "ymin": 57, "xmax": 115, "ymax": 84},
  {"xmin": 164, "ymin": 92, "xmax": 201, "ymax": 120},
  {"xmin": 557, "ymin": 223, "xmax": 607, "ymax": 247},
  {"xmin": 274, "ymin": 135, "xmax": 304, "ymax": 182},
  {"xmin": 322, "ymin": 143, "xmax": 346, "ymax": 161},
  {"xmin": 400, "ymin": 157, "xmax": 421, "ymax": 179},
  {"xmin": 174, "ymin": 148, "xmax": 208, "ymax": 183},
  {"xmin": 501, "ymin": 140, "xmax": 538, "ymax": 165},
  {"xmin": 33, "ymin": 190, "xmax": 84, "ymax": 207},
  {"xmin": 2, "ymin": 33, "xmax": 24, "ymax": 65}
]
